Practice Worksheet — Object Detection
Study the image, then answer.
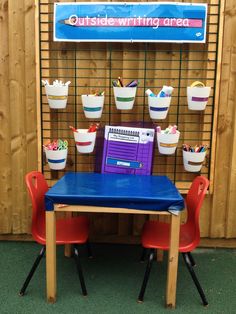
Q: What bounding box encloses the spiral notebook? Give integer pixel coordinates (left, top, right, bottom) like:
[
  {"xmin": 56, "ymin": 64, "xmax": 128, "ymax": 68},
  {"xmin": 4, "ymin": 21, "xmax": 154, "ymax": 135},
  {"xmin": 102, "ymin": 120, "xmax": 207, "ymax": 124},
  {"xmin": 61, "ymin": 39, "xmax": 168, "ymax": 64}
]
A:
[{"xmin": 101, "ymin": 125, "xmax": 155, "ymax": 175}]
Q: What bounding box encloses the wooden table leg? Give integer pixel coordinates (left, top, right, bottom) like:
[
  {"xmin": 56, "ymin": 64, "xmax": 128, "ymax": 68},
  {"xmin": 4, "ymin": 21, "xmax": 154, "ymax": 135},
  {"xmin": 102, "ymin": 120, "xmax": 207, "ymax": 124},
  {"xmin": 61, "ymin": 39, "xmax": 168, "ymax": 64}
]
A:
[
  {"xmin": 46, "ymin": 211, "xmax": 56, "ymax": 303},
  {"xmin": 166, "ymin": 213, "xmax": 180, "ymax": 308}
]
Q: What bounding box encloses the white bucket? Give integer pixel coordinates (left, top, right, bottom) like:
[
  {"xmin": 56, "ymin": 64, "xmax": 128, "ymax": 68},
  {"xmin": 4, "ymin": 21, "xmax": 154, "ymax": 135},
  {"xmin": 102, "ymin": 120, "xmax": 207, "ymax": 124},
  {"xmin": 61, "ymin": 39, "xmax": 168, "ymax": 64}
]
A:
[
  {"xmin": 45, "ymin": 85, "xmax": 68, "ymax": 109},
  {"xmin": 113, "ymin": 86, "xmax": 137, "ymax": 110},
  {"xmin": 183, "ymin": 150, "xmax": 206, "ymax": 172},
  {"xmin": 74, "ymin": 129, "xmax": 96, "ymax": 153},
  {"xmin": 81, "ymin": 95, "xmax": 104, "ymax": 119},
  {"xmin": 157, "ymin": 131, "xmax": 180, "ymax": 155},
  {"xmin": 187, "ymin": 86, "xmax": 211, "ymax": 110},
  {"xmin": 148, "ymin": 96, "xmax": 171, "ymax": 120},
  {"xmin": 45, "ymin": 148, "xmax": 68, "ymax": 170}
]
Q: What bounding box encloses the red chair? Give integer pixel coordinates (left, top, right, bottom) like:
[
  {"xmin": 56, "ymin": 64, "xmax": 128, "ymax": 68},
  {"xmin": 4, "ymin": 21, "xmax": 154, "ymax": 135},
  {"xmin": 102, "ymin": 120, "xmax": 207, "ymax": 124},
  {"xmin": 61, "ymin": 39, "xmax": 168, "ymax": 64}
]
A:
[
  {"xmin": 19, "ymin": 171, "xmax": 91, "ymax": 296},
  {"xmin": 138, "ymin": 176, "xmax": 209, "ymax": 306}
]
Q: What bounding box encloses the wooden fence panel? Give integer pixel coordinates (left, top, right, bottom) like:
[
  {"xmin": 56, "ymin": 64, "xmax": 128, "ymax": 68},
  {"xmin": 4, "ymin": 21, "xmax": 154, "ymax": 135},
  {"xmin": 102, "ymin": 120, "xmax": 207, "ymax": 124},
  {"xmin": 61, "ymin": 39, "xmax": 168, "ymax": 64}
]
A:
[
  {"xmin": 1, "ymin": 0, "xmax": 236, "ymax": 245},
  {"xmin": 0, "ymin": 0, "xmax": 37, "ymax": 234}
]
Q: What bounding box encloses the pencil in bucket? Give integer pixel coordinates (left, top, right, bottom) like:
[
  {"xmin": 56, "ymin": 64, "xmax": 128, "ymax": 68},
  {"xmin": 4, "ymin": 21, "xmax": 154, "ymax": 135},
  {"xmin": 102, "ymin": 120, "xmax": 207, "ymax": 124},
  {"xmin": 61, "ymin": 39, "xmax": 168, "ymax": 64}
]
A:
[
  {"xmin": 42, "ymin": 80, "xmax": 71, "ymax": 109},
  {"xmin": 182, "ymin": 144, "xmax": 207, "ymax": 172},
  {"xmin": 146, "ymin": 86, "xmax": 173, "ymax": 120},
  {"xmin": 43, "ymin": 139, "xmax": 68, "ymax": 170},
  {"xmin": 112, "ymin": 77, "xmax": 138, "ymax": 110},
  {"xmin": 156, "ymin": 125, "xmax": 180, "ymax": 155},
  {"xmin": 70, "ymin": 124, "xmax": 98, "ymax": 154},
  {"xmin": 81, "ymin": 91, "xmax": 105, "ymax": 119}
]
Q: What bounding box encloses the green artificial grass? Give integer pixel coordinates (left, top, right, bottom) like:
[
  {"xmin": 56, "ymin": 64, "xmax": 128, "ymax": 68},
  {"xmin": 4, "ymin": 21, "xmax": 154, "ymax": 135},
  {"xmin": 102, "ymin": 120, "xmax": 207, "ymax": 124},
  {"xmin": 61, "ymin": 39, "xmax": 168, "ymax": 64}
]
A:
[{"xmin": 0, "ymin": 241, "xmax": 236, "ymax": 314}]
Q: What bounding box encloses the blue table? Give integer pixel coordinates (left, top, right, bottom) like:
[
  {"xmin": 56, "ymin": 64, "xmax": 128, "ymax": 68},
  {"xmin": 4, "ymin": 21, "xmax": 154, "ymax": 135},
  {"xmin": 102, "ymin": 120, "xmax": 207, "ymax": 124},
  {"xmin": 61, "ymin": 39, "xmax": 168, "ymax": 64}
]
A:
[{"xmin": 45, "ymin": 172, "xmax": 184, "ymax": 307}]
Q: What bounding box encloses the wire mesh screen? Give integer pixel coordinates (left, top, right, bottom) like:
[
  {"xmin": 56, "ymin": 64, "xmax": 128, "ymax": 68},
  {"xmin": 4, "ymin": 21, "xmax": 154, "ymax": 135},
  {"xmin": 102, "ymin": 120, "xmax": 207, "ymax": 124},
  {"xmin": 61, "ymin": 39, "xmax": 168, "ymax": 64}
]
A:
[{"xmin": 39, "ymin": 0, "xmax": 220, "ymax": 192}]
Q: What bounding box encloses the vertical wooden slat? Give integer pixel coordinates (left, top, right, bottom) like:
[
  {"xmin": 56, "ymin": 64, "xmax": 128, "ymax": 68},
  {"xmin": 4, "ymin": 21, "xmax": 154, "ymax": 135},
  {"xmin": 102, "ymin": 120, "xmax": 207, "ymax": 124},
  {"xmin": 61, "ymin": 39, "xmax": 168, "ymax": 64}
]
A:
[
  {"xmin": 208, "ymin": 0, "xmax": 225, "ymax": 192},
  {"xmin": 8, "ymin": 0, "xmax": 27, "ymax": 233},
  {"xmin": 225, "ymin": 3, "xmax": 236, "ymax": 237},
  {"xmin": 198, "ymin": 0, "xmax": 223, "ymax": 236},
  {"xmin": 210, "ymin": 0, "xmax": 232, "ymax": 238},
  {"xmin": 24, "ymin": 0, "xmax": 38, "ymax": 232},
  {"xmin": 0, "ymin": 0, "xmax": 12, "ymax": 233},
  {"xmin": 35, "ymin": 0, "xmax": 42, "ymax": 171}
]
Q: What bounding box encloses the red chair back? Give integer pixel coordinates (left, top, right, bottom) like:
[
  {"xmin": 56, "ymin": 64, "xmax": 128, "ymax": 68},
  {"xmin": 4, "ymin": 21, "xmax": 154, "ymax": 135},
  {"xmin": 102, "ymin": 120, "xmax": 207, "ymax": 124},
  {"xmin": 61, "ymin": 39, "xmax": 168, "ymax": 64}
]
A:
[
  {"xmin": 184, "ymin": 176, "xmax": 209, "ymax": 250},
  {"xmin": 25, "ymin": 171, "xmax": 48, "ymax": 243}
]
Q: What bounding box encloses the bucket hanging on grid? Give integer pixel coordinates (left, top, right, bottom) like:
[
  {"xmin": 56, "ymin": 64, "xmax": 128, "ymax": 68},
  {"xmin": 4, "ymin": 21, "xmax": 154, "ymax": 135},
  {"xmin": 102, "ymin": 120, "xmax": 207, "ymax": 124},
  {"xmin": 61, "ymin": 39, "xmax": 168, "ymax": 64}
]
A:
[
  {"xmin": 157, "ymin": 131, "xmax": 180, "ymax": 155},
  {"xmin": 183, "ymin": 150, "xmax": 206, "ymax": 172},
  {"xmin": 45, "ymin": 84, "xmax": 69, "ymax": 109},
  {"xmin": 113, "ymin": 87, "xmax": 137, "ymax": 110},
  {"xmin": 45, "ymin": 148, "xmax": 68, "ymax": 170},
  {"xmin": 187, "ymin": 81, "xmax": 211, "ymax": 111},
  {"xmin": 81, "ymin": 95, "xmax": 104, "ymax": 119},
  {"xmin": 148, "ymin": 97, "xmax": 171, "ymax": 120},
  {"xmin": 73, "ymin": 129, "xmax": 96, "ymax": 154}
]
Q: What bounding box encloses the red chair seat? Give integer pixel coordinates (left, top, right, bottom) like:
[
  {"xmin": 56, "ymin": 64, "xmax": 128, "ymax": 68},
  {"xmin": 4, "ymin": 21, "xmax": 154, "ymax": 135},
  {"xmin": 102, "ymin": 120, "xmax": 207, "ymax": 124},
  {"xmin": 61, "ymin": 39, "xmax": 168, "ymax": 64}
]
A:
[
  {"xmin": 56, "ymin": 216, "xmax": 90, "ymax": 244},
  {"xmin": 35, "ymin": 216, "xmax": 90, "ymax": 245},
  {"xmin": 141, "ymin": 220, "xmax": 196, "ymax": 253}
]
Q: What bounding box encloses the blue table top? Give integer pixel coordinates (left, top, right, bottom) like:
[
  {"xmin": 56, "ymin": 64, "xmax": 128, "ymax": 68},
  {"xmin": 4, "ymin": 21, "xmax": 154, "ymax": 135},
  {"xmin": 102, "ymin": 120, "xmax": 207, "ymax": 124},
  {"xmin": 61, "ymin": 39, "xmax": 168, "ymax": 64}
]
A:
[{"xmin": 45, "ymin": 172, "xmax": 184, "ymax": 213}]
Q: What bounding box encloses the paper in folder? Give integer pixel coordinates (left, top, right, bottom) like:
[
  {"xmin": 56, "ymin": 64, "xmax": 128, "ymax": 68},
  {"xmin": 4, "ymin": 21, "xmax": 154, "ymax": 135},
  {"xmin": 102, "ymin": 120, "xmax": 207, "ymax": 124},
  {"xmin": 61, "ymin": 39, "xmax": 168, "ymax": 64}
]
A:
[{"xmin": 101, "ymin": 125, "xmax": 155, "ymax": 175}]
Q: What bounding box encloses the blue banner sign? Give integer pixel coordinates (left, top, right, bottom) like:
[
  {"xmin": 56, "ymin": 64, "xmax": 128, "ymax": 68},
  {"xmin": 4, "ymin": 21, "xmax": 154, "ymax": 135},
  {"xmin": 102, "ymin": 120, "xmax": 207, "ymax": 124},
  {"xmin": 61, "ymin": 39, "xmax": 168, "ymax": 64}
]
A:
[{"xmin": 54, "ymin": 2, "xmax": 207, "ymax": 43}]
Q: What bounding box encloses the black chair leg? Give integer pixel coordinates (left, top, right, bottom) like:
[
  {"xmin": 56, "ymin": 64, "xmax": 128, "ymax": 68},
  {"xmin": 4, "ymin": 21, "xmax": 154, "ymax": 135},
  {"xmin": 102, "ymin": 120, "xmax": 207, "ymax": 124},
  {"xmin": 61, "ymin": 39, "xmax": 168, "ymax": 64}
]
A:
[
  {"xmin": 187, "ymin": 252, "xmax": 196, "ymax": 267},
  {"xmin": 74, "ymin": 245, "xmax": 87, "ymax": 296},
  {"xmin": 86, "ymin": 241, "xmax": 93, "ymax": 259},
  {"xmin": 140, "ymin": 248, "xmax": 147, "ymax": 262},
  {"xmin": 19, "ymin": 246, "xmax": 46, "ymax": 296},
  {"xmin": 182, "ymin": 253, "xmax": 208, "ymax": 306},
  {"xmin": 138, "ymin": 249, "xmax": 155, "ymax": 303}
]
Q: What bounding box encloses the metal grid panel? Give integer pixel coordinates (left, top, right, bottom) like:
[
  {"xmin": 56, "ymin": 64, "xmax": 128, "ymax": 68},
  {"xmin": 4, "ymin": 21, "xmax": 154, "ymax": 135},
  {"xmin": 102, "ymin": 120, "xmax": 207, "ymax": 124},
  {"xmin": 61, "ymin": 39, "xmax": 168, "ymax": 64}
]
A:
[{"xmin": 39, "ymin": 0, "xmax": 220, "ymax": 192}]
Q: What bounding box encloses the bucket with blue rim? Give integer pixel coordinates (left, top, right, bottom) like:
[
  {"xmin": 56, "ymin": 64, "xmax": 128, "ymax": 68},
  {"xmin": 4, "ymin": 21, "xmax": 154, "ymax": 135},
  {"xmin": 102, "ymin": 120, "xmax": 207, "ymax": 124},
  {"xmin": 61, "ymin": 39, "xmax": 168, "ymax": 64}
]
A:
[
  {"xmin": 45, "ymin": 148, "xmax": 68, "ymax": 170},
  {"xmin": 82, "ymin": 94, "xmax": 104, "ymax": 118},
  {"xmin": 148, "ymin": 97, "xmax": 171, "ymax": 120}
]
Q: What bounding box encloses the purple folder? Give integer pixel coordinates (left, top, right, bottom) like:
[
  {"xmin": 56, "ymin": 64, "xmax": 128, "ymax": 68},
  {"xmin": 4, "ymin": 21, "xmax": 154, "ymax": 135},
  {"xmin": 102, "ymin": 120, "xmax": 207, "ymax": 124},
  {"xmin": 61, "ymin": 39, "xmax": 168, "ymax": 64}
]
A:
[{"xmin": 101, "ymin": 125, "xmax": 155, "ymax": 175}]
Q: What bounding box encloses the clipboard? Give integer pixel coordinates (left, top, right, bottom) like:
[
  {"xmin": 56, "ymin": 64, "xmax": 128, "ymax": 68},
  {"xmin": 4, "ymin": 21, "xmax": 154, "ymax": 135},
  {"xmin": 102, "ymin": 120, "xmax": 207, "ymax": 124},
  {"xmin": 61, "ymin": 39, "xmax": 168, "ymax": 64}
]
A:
[{"xmin": 101, "ymin": 125, "xmax": 155, "ymax": 175}]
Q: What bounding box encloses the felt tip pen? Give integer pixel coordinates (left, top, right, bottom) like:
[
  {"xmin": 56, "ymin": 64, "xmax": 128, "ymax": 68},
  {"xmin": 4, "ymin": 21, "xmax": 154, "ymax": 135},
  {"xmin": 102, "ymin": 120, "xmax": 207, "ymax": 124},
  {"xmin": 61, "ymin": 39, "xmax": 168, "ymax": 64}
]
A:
[
  {"xmin": 42, "ymin": 80, "xmax": 49, "ymax": 86},
  {"xmin": 156, "ymin": 126, "xmax": 161, "ymax": 133},
  {"xmin": 112, "ymin": 80, "xmax": 118, "ymax": 87},
  {"xmin": 69, "ymin": 125, "xmax": 77, "ymax": 132},
  {"xmin": 157, "ymin": 86, "xmax": 174, "ymax": 97},
  {"xmin": 88, "ymin": 123, "xmax": 99, "ymax": 133},
  {"xmin": 126, "ymin": 79, "xmax": 139, "ymax": 87},
  {"xmin": 145, "ymin": 89, "xmax": 156, "ymax": 97},
  {"xmin": 118, "ymin": 77, "xmax": 123, "ymax": 87}
]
